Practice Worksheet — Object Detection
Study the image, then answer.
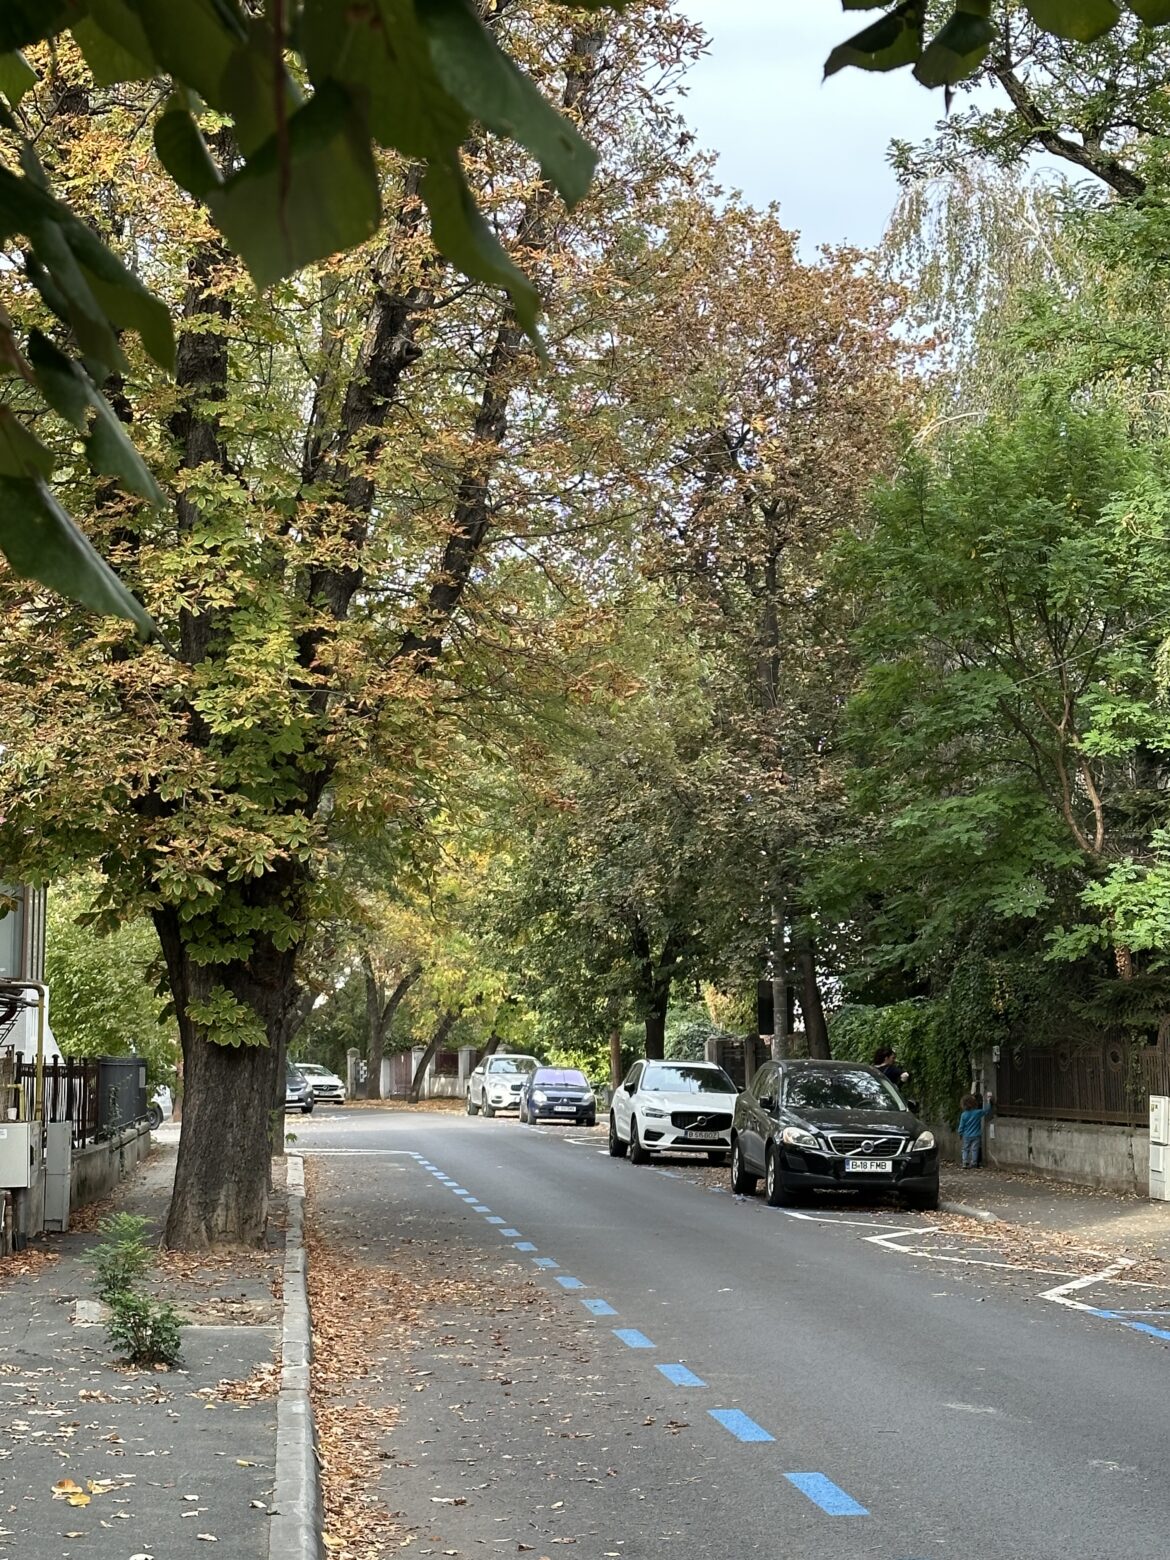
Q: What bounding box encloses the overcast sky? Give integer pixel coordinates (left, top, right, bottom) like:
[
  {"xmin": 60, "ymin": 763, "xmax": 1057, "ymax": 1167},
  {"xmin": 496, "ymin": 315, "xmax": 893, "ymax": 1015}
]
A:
[{"xmin": 677, "ymin": 1, "xmax": 947, "ymax": 253}]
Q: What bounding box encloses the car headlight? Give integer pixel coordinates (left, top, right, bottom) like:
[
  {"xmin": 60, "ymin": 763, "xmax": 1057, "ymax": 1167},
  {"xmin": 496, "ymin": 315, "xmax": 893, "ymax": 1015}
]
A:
[
  {"xmin": 532, "ymin": 1090, "xmax": 547, "ymax": 1104},
  {"xmin": 582, "ymin": 1090, "xmax": 595, "ymax": 1103},
  {"xmin": 781, "ymin": 1126, "xmax": 821, "ymax": 1150},
  {"xmin": 642, "ymin": 1106, "xmax": 667, "ymax": 1119},
  {"xmin": 912, "ymin": 1130, "xmax": 936, "ymax": 1152}
]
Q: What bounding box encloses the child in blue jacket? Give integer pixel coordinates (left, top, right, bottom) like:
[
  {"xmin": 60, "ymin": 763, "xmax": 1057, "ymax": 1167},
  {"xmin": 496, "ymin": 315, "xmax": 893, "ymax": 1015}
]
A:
[{"xmin": 957, "ymin": 1091, "xmax": 993, "ymax": 1168}]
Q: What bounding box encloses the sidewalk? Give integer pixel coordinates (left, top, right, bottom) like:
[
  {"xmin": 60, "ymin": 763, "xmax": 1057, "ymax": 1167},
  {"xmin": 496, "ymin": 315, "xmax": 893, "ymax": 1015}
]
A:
[
  {"xmin": 941, "ymin": 1162, "xmax": 1170, "ymax": 1262},
  {"xmin": 0, "ymin": 1142, "xmax": 283, "ymax": 1560}
]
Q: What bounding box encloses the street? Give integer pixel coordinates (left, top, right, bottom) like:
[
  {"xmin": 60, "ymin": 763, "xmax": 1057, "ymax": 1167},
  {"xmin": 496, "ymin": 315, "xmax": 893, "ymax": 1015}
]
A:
[{"xmin": 300, "ymin": 1106, "xmax": 1170, "ymax": 1560}]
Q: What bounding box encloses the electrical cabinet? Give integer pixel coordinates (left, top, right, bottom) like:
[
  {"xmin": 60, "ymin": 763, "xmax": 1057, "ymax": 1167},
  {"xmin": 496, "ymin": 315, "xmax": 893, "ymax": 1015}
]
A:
[
  {"xmin": 0, "ymin": 1121, "xmax": 35, "ymax": 1189},
  {"xmin": 1150, "ymin": 1096, "xmax": 1170, "ymax": 1201}
]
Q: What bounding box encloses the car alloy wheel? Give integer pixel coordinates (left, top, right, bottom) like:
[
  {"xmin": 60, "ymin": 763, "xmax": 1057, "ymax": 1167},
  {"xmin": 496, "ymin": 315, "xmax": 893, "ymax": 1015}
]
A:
[
  {"xmin": 730, "ymin": 1138, "xmax": 758, "ymax": 1196},
  {"xmin": 466, "ymin": 1093, "xmax": 477, "ymax": 1116},
  {"xmin": 146, "ymin": 1105, "xmax": 163, "ymax": 1131},
  {"xmin": 608, "ymin": 1112, "xmax": 627, "ymax": 1158},
  {"xmin": 483, "ymin": 1101, "xmax": 495, "ymax": 1118},
  {"xmin": 629, "ymin": 1117, "xmax": 649, "ymax": 1165}
]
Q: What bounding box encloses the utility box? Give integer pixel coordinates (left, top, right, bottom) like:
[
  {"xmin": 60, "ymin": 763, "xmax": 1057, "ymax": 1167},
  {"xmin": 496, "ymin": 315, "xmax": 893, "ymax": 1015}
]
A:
[
  {"xmin": 0, "ymin": 1120, "xmax": 35, "ymax": 1189},
  {"xmin": 97, "ymin": 1057, "xmax": 147, "ymax": 1135},
  {"xmin": 43, "ymin": 1121, "xmax": 71, "ymax": 1232},
  {"xmin": 1150, "ymin": 1096, "xmax": 1170, "ymax": 1201}
]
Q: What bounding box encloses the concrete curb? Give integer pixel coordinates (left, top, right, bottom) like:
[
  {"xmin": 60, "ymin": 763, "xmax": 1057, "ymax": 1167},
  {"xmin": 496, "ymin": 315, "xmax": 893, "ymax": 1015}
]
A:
[
  {"xmin": 941, "ymin": 1199, "xmax": 998, "ymax": 1224},
  {"xmin": 269, "ymin": 1155, "xmax": 323, "ymax": 1560}
]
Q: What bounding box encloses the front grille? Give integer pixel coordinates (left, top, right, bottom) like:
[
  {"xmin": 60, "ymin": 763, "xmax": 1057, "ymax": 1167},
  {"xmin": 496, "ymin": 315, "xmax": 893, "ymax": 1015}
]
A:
[
  {"xmin": 826, "ymin": 1133, "xmax": 906, "ymax": 1157},
  {"xmin": 543, "ymin": 1094, "xmax": 586, "ymax": 1104},
  {"xmin": 671, "ymin": 1110, "xmax": 733, "ymax": 1131}
]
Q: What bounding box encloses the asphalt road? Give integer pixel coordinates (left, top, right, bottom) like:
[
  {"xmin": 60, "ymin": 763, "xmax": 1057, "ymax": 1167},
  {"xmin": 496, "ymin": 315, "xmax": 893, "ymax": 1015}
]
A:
[{"xmin": 303, "ymin": 1107, "xmax": 1170, "ymax": 1559}]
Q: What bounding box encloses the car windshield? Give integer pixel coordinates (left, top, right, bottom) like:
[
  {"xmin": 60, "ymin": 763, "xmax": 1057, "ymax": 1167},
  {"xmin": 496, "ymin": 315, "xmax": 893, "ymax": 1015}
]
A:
[
  {"xmin": 299, "ymin": 1064, "xmax": 325, "ymax": 1076},
  {"xmin": 488, "ymin": 1057, "xmax": 536, "ymax": 1074},
  {"xmin": 641, "ymin": 1065, "xmax": 736, "ymax": 1095},
  {"xmin": 533, "ymin": 1069, "xmax": 588, "ymax": 1088},
  {"xmin": 784, "ymin": 1069, "xmax": 904, "ymax": 1112}
]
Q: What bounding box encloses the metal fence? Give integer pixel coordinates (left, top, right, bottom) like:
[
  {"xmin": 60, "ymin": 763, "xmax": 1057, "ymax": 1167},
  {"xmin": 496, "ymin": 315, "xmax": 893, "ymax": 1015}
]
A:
[
  {"xmin": 3, "ymin": 1053, "xmax": 101, "ymax": 1146},
  {"xmin": 996, "ymin": 1039, "xmax": 1170, "ymax": 1127}
]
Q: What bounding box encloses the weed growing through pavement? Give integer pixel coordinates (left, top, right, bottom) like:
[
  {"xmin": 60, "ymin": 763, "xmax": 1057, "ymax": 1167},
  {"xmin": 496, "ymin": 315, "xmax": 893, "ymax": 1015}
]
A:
[{"xmin": 91, "ymin": 1211, "xmax": 183, "ymax": 1366}]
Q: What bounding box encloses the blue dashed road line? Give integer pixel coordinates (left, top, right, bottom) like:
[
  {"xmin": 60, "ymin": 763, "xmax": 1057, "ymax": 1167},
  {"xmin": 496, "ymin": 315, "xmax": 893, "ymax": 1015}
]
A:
[
  {"xmin": 450, "ymin": 1186, "xmax": 469, "ymax": 1195},
  {"xmin": 708, "ymin": 1409, "xmax": 774, "ymax": 1443},
  {"xmin": 500, "ymin": 1228, "xmax": 522, "ymax": 1237},
  {"xmin": 556, "ymin": 1276, "xmax": 585, "ymax": 1290},
  {"xmin": 657, "ymin": 1363, "xmax": 706, "ymax": 1387},
  {"xmin": 613, "ymin": 1328, "xmax": 655, "ymax": 1349},
  {"xmin": 582, "ymin": 1298, "xmax": 617, "ymax": 1317},
  {"xmin": 533, "ymin": 1257, "xmax": 559, "ymax": 1269},
  {"xmin": 471, "ymin": 1203, "xmax": 491, "ymax": 1212},
  {"xmin": 485, "ymin": 1215, "xmax": 506, "ymax": 1224},
  {"xmin": 514, "ymin": 1241, "xmax": 537, "ymax": 1252},
  {"xmin": 785, "ymin": 1473, "xmax": 869, "ymax": 1517}
]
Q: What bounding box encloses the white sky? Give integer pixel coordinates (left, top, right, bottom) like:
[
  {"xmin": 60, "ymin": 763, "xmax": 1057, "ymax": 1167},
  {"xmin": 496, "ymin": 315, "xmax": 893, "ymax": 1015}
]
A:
[{"xmin": 678, "ymin": 1, "xmax": 948, "ymax": 253}]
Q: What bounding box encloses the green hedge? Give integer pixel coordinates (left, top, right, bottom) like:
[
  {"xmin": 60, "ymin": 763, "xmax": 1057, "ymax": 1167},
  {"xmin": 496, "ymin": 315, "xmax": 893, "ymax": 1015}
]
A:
[{"xmin": 830, "ymin": 1000, "xmax": 970, "ymax": 1126}]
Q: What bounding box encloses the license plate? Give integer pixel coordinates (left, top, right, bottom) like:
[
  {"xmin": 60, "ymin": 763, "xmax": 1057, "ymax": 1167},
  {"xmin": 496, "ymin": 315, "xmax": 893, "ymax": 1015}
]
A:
[
  {"xmin": 553, "ymin": 1105, "xmax": 576, "ymax": 1113},
  {"xmin": 845, "ymin": 1158, "xmax": 892, "ymax": 1174},
  {"xmin": 682, "ymin": 1130, "xmax": 724, "ymax": 1142}
]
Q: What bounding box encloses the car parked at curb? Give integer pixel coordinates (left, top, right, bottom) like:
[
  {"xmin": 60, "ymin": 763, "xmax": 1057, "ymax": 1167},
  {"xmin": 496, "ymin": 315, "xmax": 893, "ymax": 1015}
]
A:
[
  {"xmin": 296, "ymin": 1062, "xmax": 346, "ymax": 1104},
  {"xmin": 285, "ymin": 1062, "xmax": 315, "ymax": 1115},
  {"xmin": 519, "ymin": 1067, "xmax": 597, "ymax": 1126},
  {"xmin": 466, "ymin": 1053, "xmax": 539, "ymax": 1117},
  {"xmin": 609, "ymin": 1060, "xmax": 737, "ymax": 1164},
  {"xmin": 729, "ymin": 1058, "xmax": 939, "ymax": 1210},
  {"xmin": 146, "ymin": 1085, "xmax": 173, "ymax": 1131}
]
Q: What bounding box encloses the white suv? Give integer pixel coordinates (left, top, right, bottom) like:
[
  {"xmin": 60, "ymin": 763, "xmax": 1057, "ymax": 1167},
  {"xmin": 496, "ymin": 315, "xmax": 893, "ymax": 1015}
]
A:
[
  {"xmin": 609, "ymin": 1060, "xmax": 737, "ymax": 1164},
  {"xmin": 466, "ymin": 1054, "xmax": 539, "ymax": 1117}
]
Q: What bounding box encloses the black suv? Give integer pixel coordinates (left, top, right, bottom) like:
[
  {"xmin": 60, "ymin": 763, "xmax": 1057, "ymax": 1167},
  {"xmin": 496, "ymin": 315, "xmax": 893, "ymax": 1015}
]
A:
[{"xmin": 730, "ymin": 1059, "xmax": 939, "ymax": 1211}]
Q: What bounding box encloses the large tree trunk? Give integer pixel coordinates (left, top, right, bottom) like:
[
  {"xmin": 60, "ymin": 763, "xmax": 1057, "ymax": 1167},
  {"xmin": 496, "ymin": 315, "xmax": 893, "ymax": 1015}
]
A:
[
  {"xmin": 644, "ymin": 987, "xmax": 669, "ymax": 1061},
  {"xmin": 408, "ymin": 1013, "xmax": 456, "ymax": 1103},
  {"xmin": 794, "ymin": 926, "xmax": 830, "ymax": 1059},
  {"xmin": 156, "ymin": 908, "xmax": 293, "ymax": 1249},
  {"xmin": 770, "ymin": 880, "xmax": 789, "ymax": 1061}
]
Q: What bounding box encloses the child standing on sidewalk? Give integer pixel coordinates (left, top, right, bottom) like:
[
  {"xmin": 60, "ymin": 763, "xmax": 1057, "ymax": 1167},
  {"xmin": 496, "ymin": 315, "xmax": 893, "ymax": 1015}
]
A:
[{"xmin": 957, "ymin": 1091, "xmax": 993, "ymax": 1168}]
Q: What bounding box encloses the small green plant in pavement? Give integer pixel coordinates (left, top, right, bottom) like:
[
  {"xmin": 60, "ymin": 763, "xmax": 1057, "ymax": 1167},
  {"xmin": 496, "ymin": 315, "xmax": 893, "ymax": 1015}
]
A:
[
  {"xmin": 91, "ymin": 1212, "xmax": 153, "ymax": 1302},
  {"xmin": 90, "ymin": 1211, "xmax": 183, "ymax": 1366},
  {"xmin": 104, "ymin": 1288, "xmax": 183, "ymax": 1367}
]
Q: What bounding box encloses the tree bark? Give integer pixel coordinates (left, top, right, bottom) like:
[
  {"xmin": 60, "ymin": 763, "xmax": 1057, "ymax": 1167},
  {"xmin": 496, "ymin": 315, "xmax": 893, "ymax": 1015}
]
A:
[
  {"xmin": 770, "ymin": 883, "xmax": 788, "ymax": 1061},
  {"xmin": 408, "ymin": 1013, "xmax": 456, "ymax": 1103},
  {"xmin": 609, "ymin": 1027, "xmax": 623, "ymax": 1090},
  {"xmin": 793, "ymin": 926, "xmax": 830, "ymax": 1059},
  {"xmin": 156, "ymin": 908, "xmax": 293, "ymax": 1249},
  {"xmin": 644, "ymin": 987, "xmax": 668, "ymax": 1061}
]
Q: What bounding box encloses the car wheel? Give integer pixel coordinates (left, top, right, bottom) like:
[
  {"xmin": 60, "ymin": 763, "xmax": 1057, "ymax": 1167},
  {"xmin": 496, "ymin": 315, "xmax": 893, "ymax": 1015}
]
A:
[
  {"xmin": 302, "ymin": 1102, "xmax": 314, "ymax": 1115},
  {"xmin": 584, "ymin": 1113, "xmax": 596, "ymax": 1128},
  {"xmin": 146, "ymin": 1104, "xmax": 163, "ymax": 1131},
  {"xmin": 629, "ymin": 1117, "xmax": 650, "ymax": 1165},
  {"xmin": 903, "ymin": 1187, "xmax": 940, "ymax": 1212},
  {"xmin": 519, "ymin": 1101, "xmax": 528, "ymax": 1123},
  {"xmin": 730, "ymin": 1138, "xmax": 758, "ymax": 1196},
  {"xmin": 707, "ymin": 1150, "xmax": 728, "ymax": 1166},
  {"xmin": 608, "ymin": 1113, "xmax": 627, "ymax": 1158},
  {"xmin": 466, "ymin": 1093, "xmax": 478, "ymax": 1116},
  {"xmin": 483, "ymin": 1102, "xmax": 495, "ymax": 1119},
  {"xmin": 765, "ymin": 1146, "xmax": 798, "ymax": 1207}
]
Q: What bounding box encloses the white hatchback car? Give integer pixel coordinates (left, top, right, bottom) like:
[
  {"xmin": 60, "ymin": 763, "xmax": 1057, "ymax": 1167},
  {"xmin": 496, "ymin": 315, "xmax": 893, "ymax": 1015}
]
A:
[
  {"xmin": 466, "ymin": 1053, "xmax": 539, "ymax": 1117},
  {"xmin": 609, "ymin": 1060, "xmax": 738, "ymax": 1164}
]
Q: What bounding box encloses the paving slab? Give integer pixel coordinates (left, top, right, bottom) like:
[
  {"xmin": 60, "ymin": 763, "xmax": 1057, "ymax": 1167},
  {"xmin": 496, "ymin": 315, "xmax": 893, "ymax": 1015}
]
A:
[{"xmin": 0, "ymin": 1144, "xmax": 281, "ymax": 1560}]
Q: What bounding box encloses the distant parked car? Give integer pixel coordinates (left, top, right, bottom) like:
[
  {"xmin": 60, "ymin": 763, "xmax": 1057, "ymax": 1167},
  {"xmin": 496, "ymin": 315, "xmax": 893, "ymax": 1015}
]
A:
[
  {"xmin": 609, "ymin": 1060, "xmax": 737, "ymax": 1164},
  {"xmin": 519, "ymin": 1067, "xmax": 597, "ymax": 1126},
  {"xmin": 146, "ymin": 1085, "xmax": 173, "ymax": 1131},
  {"xmin": 466, "ymin": 1053, "xmax": 539, "ymax": 1117},
  {"xmin": 285, "ymin": 1062, "xmax": 315, "ymax": 1115},
  {"xmin": 296, "ymin": 1062, "xmax": 346, "ymax": 1104},
  {"xmin": 730, "ymin": 1058, "xmax": 939, "ymax": 1210}
]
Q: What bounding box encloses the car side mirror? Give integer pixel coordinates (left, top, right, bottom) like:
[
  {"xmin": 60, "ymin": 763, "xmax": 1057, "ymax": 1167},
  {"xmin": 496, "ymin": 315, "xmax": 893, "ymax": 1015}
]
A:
[
  {"xmin": 758, "ymin": 1095, "xmax": 775, "ymax": 1112},
  {"xmin": 625, "ymin": 1082, "xmax": 636, "ymax": 1094},
  {"xmin": 906, "ymin": 1098, "xmax": 920, "ymax": 1115}
]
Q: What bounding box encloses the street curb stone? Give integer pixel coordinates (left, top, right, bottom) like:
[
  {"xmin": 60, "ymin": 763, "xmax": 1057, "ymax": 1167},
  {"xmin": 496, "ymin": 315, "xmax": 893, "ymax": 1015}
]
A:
[
  {"xmin": 940, "ymin": 1199, "xmax": 998, "ymax": 1224},
  {"xmin": 269, "ymin": 1154, "xmax": 323, "ymax": 1560}
]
